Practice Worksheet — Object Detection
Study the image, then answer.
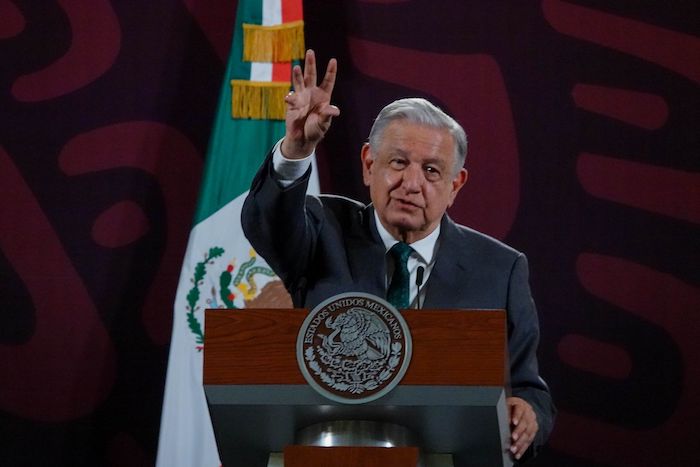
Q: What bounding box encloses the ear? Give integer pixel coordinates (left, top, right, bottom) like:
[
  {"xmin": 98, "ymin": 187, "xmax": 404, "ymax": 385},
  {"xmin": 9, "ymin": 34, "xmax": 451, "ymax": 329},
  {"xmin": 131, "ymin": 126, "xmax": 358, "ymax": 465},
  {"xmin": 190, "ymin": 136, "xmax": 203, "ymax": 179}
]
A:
[
  {"xmin": 447, "ymin": 168, "xmax": 468, "ymax": 207},
  {"xmin": 360, "ymin": 143, "xmax": 373, "ymax": 187}
]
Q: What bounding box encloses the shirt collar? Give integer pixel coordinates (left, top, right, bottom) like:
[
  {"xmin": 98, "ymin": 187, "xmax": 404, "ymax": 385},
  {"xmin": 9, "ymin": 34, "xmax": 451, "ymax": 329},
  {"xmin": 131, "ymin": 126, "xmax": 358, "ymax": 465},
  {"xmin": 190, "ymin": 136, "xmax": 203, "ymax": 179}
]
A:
[{"xmin": 373, "ymin": 210, "xmax": 440, "ymax": 265}]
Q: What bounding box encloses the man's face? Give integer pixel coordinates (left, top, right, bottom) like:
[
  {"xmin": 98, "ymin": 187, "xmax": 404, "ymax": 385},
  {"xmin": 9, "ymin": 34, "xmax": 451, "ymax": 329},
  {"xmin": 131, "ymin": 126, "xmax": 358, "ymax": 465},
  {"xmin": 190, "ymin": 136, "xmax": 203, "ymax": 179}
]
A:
[{"xmin": 361, "ymin": 120, "xmax": 468, "ymax": 243}]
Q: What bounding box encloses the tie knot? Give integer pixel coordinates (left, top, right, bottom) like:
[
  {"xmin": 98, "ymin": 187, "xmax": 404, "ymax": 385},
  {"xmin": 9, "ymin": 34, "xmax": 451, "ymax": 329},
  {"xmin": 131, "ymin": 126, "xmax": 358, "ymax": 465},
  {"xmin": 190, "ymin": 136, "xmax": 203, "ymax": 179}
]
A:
[{"xmin": 389, "ymin": 242, "xmax": 413, "ymax": 265}]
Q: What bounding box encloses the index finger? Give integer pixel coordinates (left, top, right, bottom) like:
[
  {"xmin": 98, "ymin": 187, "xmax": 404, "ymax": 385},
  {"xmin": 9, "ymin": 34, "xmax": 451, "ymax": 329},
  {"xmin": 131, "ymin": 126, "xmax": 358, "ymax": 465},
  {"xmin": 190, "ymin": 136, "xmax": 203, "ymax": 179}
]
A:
[
  {"xmin": 319, "ymin": 57, "xmax": 338, "ymax": 95},
  {"xmin": 508, "ymin": 400, "xmax": 524, "ymax": 425}
]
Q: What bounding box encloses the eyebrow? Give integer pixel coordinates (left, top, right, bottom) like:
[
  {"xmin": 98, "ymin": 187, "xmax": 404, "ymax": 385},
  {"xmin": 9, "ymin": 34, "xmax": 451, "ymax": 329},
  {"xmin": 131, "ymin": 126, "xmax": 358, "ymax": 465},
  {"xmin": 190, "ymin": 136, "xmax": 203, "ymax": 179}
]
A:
[
  {"xmin": 421, "ymin": 157, "xmax": 448, "ymax": 168},
  {"xmin": 387, "ymin": 150, "xmax": 445, "ymax": 164},
  {"xmin": 384, "ymin": 148, "xmax": 451, "ymax": 170}
]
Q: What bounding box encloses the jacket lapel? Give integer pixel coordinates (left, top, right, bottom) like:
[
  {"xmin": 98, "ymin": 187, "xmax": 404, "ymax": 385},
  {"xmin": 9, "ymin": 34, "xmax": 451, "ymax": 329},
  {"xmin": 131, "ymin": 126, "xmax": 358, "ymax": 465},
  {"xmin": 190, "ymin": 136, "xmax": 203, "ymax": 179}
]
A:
[
  {"xmin": 346, "ymin": 205, "xmax": 386, "ymax": 297},
  {"xmin": 423, "ymin": 215, "xmax": 472, "ymax": 309}
]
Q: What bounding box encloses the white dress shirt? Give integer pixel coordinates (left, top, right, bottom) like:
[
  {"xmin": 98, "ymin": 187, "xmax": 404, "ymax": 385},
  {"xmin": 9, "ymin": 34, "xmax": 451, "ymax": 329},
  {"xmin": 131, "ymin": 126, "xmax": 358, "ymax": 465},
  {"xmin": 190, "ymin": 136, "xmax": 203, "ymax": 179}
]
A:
[{"xmin": 373, "ymin": 211, "xmax": 440, "ymax": 308}]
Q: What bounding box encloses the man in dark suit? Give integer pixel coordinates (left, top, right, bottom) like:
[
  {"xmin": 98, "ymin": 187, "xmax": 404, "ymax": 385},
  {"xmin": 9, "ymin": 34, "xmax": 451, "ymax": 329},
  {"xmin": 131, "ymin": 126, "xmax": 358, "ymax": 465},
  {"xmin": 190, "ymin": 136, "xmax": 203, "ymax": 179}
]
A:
[{"xmin": 242, "ymin": 50, "xmax": 554, "ymax": 461}]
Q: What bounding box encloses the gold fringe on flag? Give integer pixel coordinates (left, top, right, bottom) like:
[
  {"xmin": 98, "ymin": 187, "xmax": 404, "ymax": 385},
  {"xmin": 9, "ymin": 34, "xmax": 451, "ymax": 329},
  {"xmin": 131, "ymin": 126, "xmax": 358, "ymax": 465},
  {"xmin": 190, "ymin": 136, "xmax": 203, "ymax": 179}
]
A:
[
  {"xmin": 242, "ymin": 20, "xmax": 305, "ymax": 62},
  {"xmin": 231, "ymin": 80, "xmax": 290, "ymax": 120}
]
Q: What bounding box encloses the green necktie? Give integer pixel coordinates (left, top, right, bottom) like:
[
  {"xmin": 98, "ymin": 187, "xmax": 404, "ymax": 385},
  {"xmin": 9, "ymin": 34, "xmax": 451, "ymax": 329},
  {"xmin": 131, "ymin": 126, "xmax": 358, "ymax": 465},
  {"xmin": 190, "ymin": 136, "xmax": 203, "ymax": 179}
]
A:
[{"xmin": 387, "ymin": 242, "xmax": 413, "ymax": 309}]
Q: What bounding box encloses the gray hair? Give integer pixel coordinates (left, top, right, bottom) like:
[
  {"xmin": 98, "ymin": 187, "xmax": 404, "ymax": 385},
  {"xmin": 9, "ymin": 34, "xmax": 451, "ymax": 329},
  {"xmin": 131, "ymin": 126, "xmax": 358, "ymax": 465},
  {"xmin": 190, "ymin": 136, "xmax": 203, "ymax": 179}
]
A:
[{"xmin": 368, "ymin": 98, "xmax": 468, "ymax": 173}]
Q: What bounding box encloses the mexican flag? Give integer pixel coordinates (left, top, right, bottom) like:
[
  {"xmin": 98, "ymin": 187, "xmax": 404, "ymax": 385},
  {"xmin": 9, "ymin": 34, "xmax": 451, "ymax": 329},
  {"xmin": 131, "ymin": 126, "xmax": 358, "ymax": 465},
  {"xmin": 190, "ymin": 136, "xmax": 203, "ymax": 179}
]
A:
[{"xmin": 156, "ymin": 1, "xmax": 313, "ymax": 465}]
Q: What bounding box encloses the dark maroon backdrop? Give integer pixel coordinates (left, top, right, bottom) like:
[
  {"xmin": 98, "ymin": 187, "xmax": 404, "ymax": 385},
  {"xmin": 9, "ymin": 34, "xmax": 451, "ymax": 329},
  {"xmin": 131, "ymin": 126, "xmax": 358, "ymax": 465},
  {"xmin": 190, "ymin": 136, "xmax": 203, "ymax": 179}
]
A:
[{"xmin": 1, "ymin": 1, "xmax": 698, "ymax": 466}]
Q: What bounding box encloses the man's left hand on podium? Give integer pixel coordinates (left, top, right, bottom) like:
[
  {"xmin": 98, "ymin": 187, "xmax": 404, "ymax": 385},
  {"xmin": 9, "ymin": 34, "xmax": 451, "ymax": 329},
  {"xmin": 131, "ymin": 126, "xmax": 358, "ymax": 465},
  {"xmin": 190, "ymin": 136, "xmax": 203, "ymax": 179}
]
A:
[{"xmin": 507, "ymin": 396, "xmax": 539, "ymax": 460}]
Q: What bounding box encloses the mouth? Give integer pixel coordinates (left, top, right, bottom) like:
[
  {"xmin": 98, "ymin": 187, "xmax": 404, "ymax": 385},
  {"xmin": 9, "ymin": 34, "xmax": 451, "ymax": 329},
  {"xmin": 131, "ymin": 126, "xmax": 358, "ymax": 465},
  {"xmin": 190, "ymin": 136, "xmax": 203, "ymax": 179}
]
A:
[{"xmin": 390, "ymin": 197, "xmax": 423, "ymax": 210}]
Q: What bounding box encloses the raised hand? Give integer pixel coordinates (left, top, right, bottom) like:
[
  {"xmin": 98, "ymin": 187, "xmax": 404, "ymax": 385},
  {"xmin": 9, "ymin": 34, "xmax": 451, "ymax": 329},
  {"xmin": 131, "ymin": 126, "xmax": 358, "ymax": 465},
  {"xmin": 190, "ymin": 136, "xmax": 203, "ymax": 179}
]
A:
[{"xmin": 281, "ymin": 49, "xmax": 340, "ymax": 159}]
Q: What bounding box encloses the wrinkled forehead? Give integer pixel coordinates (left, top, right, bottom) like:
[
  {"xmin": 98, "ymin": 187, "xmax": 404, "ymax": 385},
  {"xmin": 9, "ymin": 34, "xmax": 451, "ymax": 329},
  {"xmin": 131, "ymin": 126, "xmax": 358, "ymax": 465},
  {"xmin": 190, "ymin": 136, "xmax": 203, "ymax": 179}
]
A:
[{"xmin": 374, "ymin": 121, "xmax": 458, "ymax": 164}]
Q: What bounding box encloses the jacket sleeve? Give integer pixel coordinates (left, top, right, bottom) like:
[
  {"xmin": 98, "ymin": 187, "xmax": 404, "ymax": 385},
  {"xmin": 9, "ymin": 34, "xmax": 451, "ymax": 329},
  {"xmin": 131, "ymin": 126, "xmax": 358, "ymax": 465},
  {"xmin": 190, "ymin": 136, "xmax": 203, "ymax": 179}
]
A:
[
  {"xmin": 241, "ymin": 151, "xmax": 322, "ymax": 305},
  {"xmin": 507, "ymin": 253, "xmax": 556, "ymax": 460}
]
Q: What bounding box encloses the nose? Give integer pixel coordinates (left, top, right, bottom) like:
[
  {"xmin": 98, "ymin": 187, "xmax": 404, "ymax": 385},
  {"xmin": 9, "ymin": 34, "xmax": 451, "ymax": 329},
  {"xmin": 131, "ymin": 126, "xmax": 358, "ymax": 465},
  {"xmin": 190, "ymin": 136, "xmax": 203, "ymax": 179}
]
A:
[{"xmin": 401, "ymin": 164, "xmax": 424, "ymax": 192}]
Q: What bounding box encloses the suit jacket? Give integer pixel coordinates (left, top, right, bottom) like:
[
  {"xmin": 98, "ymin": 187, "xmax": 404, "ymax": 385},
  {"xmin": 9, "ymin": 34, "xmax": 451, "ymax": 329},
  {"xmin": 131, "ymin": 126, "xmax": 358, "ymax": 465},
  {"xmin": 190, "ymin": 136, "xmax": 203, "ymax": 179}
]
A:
[{"xmin": 242, "ymin": 153, "xmax": 555, "ymax": 457}]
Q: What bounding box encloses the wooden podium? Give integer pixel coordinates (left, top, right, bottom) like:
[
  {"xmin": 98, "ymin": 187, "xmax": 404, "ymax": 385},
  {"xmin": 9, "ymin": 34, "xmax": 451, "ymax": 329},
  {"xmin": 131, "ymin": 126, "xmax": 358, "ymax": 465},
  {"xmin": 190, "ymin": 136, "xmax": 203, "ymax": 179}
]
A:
[{"xmin": 203, "ymin": 308, "xmax": 513, "ymax": 467}]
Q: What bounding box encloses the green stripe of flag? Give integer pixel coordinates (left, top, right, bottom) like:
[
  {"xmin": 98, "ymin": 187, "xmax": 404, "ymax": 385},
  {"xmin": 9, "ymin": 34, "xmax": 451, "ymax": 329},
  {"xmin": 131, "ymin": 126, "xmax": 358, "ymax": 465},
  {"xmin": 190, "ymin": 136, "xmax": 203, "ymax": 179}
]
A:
[{"xmin": 193, "ymin": 0, "xmax": 285, "ymax": 224}]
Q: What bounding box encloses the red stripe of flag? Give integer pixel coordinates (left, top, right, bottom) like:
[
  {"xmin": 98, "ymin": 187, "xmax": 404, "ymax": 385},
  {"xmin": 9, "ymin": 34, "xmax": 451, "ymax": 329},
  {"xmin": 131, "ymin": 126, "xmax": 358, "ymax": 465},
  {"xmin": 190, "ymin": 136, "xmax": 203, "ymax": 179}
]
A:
[
  {"xmin": 282, "ymin": 0, "xmax": 303, "ymax": 22},
  {"xmin": 272, "ymin": 0, "xmax": 303, "ymax": 82}
]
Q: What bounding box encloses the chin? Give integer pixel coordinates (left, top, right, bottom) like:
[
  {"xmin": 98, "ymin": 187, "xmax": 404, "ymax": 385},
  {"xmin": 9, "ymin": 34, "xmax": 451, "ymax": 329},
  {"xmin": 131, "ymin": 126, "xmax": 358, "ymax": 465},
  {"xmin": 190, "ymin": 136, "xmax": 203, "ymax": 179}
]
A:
[{"xmin": 387, "ymin": 217, "xmax": 423, "ymax": 233}]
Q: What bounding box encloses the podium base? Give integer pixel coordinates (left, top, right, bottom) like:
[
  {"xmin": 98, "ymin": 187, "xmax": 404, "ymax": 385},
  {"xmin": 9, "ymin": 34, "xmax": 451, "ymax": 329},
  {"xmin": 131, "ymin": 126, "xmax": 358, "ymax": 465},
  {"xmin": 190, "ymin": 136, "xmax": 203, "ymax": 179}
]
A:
[{"xmin": 267, "ymin": 451, "xmax": 454, "ymax": 467}]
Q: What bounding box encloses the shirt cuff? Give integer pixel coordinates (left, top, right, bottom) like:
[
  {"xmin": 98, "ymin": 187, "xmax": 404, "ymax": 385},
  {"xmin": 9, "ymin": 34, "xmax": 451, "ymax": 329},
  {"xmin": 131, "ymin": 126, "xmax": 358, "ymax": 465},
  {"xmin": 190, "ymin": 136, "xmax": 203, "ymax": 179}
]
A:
[{"xmin": 272, "ymin": 139, "xmax": 314, "ymax": 186}]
